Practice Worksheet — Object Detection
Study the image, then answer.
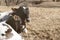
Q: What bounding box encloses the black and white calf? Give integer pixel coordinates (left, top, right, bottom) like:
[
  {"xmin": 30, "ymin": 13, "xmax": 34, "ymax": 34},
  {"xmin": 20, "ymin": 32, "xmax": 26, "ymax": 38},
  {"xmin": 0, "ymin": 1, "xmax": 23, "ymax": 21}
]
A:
[{"xmin": 6, "ymin": 5, "xmax": 30, "ymax": 33}]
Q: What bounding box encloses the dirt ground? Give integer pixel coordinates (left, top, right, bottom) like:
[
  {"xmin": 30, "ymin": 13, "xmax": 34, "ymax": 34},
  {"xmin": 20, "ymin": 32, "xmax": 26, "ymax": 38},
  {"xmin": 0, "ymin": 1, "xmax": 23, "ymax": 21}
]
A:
[
  {"xmin": 24, "ymin": 7, "xmax": 60, "ymax": 40},
  {"xmin": 0, "ymin": 6, "xmax": 60, "ymax": 40}
]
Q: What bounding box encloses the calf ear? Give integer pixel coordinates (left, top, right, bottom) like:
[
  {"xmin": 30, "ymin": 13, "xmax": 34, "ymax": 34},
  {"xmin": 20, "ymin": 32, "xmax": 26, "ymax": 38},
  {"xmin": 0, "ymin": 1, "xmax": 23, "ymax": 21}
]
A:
[{"xmin": 11, "ymin": 8, "xmax": 18, "ymax": 11}]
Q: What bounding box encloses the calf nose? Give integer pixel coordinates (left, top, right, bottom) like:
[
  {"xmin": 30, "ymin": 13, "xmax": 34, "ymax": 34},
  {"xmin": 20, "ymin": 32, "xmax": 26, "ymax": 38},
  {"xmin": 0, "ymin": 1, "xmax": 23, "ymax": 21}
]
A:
[
  {"xmin": 26, "ymin": 18, "xmax": 30, "ymax": 22},
  {"xmin": 5, "ymin": 29, "xmax": 12, "ymax": 33}
]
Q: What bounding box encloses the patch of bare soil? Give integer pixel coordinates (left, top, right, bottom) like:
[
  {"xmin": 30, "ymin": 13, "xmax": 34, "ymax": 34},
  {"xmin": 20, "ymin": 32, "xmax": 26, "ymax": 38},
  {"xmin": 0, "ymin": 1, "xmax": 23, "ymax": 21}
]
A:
[{"xmin": 22, "ymin": 7, "xmax": 60, "ymax": 40}]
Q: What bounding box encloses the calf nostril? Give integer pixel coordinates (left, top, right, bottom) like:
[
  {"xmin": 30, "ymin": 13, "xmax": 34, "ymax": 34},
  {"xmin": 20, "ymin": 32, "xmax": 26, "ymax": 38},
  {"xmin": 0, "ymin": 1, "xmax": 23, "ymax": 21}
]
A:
[
  {"xmin": 26, "ymin": 19, "xmax": 30, "ymax": 22},
  {"xmin": 1, "ymin": 34, "xmax": 5, "ymax": 36}
]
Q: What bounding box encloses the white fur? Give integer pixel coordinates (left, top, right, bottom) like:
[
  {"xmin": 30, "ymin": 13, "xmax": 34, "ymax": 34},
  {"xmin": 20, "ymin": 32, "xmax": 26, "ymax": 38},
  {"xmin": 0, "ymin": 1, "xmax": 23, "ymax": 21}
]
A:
[
  {"xmin": 0, "ymin": 22, "xmax": 8, "ymax": 40},
  {"xmin": 23, "ymin": 28, "xmax": 28, "ymax": 33},
  {"xmin": 0, "ymin": 10, "xmax": 13, "ymax": 22},
  {"xmin": 23, "ymin": 6, "xmax": 27, "ymax": 9},
  {"xmin": 22, "ymin": 25, "xmax": 27, "ymax": 33},
  {"xmin": 6, "ymin": 23, "xmax": 24, "ymax": 40},
  {"xmin": 0, "ymin": 22, "xmax": 24, "ymax": 40}
]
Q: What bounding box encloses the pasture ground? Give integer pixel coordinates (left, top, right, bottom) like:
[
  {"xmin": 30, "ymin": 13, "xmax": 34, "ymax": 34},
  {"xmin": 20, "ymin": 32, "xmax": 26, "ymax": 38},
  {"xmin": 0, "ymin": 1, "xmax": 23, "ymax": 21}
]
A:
[{"xmin": 0, "ymin": 6, "xmax": 60, "ymax": 40}]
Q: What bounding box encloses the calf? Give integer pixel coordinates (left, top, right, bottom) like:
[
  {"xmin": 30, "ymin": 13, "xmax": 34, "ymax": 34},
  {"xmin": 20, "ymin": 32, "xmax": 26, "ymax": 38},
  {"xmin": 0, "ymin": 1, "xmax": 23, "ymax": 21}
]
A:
[{"xmin": 6, "ymin": 5, "xmax": 30, "ymax": 33}]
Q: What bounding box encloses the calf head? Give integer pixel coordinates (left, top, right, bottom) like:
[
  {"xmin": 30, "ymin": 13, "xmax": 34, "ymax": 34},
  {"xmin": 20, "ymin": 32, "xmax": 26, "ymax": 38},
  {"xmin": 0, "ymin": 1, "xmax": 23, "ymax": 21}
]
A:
[{"xmin": 11, "ymin": 6, "xmax": 30, "ymax": 23}]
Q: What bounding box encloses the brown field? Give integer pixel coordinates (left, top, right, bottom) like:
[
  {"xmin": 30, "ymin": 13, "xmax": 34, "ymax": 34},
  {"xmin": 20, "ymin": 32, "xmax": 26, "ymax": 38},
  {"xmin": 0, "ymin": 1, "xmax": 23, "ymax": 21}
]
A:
[{"xmin": 0, "ymin": 6, "xmax": 60, "ymax": 40}]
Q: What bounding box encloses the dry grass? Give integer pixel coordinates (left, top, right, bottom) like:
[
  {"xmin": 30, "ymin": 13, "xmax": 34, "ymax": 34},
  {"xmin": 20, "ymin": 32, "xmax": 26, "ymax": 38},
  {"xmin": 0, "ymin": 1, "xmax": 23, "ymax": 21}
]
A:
[
  {"xmin": 0, "ymin": 6, "xmax": 18, "ymax": 12},
  {"xmin": 0, "ymin": 6, "xmax": 60, "ymax": 40},
  {"xmin": 25, "ymin": 7, "xmax": 60, "ymax": 40}
]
